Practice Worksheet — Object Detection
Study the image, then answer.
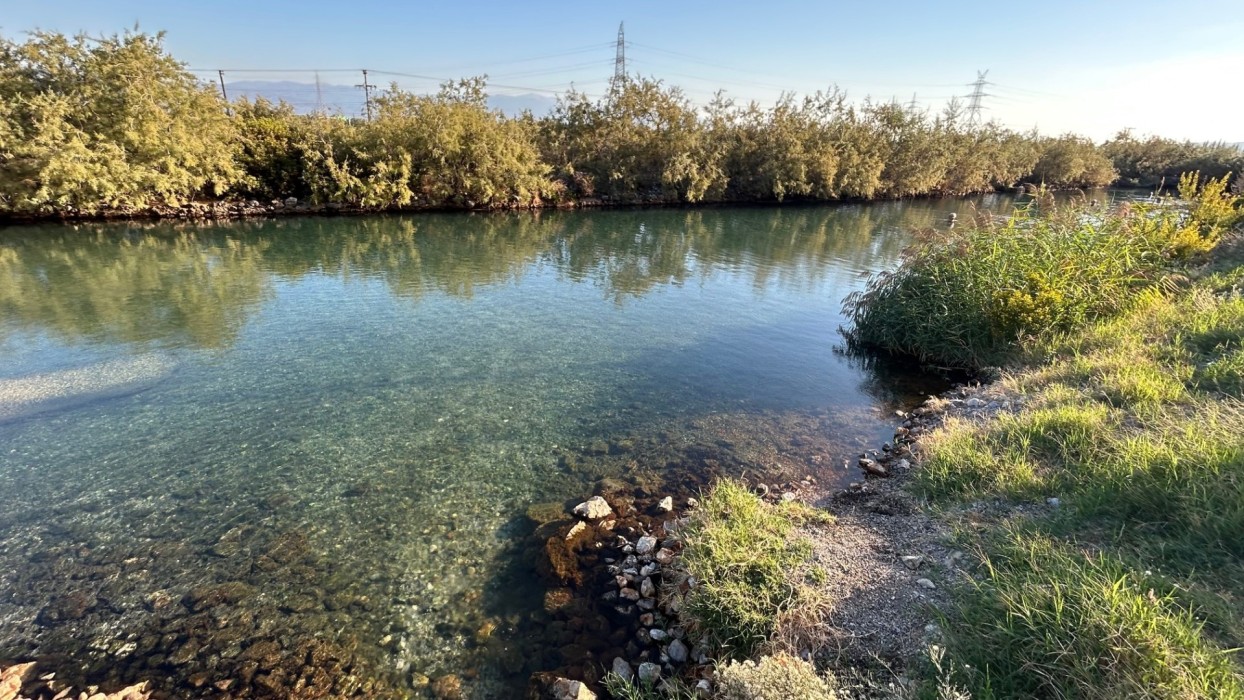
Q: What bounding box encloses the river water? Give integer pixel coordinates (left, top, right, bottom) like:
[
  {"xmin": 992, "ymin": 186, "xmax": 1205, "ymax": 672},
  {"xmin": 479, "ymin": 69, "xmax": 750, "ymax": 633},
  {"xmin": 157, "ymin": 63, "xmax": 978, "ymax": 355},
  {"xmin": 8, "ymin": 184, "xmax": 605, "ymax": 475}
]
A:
[{"xmin": 0, "ymin": 197, "xmax": 1020, "ymax": 698}]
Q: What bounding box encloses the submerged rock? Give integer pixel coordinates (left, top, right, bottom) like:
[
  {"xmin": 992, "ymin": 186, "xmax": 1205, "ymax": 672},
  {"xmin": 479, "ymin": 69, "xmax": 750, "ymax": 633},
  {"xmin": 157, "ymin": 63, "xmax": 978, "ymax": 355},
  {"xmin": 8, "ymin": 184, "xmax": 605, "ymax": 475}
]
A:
[
  {"xmin": 430, "ymin": 673, "xmax": 463, "ymax": 699},
  {"xmin": 36, "ymin": 590, "xmax": 97, "ymax": 625}
]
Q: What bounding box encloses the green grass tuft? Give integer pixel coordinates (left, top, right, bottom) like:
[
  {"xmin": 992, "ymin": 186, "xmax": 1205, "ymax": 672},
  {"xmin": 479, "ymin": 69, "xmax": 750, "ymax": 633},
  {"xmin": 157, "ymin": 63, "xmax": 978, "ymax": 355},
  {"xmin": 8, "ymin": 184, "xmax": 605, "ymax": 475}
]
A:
[
  {"xmin": 943, "ymin": 532, "xmax": 1243, "ymax": 700},
  {"xmin": 678, "ymin": 479, "xmax": 831, "ymax": 658}
]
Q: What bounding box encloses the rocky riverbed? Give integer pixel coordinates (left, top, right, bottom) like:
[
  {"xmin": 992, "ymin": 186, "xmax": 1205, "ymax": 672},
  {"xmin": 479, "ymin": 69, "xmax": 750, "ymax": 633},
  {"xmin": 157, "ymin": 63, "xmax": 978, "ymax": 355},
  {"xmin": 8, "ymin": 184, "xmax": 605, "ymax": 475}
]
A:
[{"xmin": 0, "ymin": 403, "xmax": 904, "ymax": 699}]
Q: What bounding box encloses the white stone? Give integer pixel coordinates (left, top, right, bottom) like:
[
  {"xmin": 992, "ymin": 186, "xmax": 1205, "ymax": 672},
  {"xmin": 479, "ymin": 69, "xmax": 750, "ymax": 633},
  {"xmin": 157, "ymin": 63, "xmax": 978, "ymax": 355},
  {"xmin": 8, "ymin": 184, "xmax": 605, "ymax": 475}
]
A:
[
  {"xmin": 654, "ymin": 548, "xmax": 675, "ymax": 565},
  {"xmin": 565, "ymin": 521, "xmax": 587, "ymax": 540},
  {"xmin": 635, "ymin": 536, "xmax": 657, "ymax": 555},
  {"xmin": 657, "ymin": 496, "xmax": 674, "ymax": 512},
  {"xmin": 551, "ymin": 677, "xmax": 597, "ymax": 700},
  {"xmin": 916, "ymin": 578, "xmax": 936, "ymax": 590},
  {"xmin": 649, "ymin": 628, "xmax": 668, "ymax": 641},
  {"xmin": 640, "ymin": 577, "xmax": 655, "ymax": 598},
  {"xmin": 637, "ymin": 662, "xmax": 661, "ymax": 686},
  {"xmin": 573, "ymin": 496, "xmax": 613, "ymax": 520},
  {"xmin": 901, "ymin": 555, "xmax": 924, "ymax": 570}
]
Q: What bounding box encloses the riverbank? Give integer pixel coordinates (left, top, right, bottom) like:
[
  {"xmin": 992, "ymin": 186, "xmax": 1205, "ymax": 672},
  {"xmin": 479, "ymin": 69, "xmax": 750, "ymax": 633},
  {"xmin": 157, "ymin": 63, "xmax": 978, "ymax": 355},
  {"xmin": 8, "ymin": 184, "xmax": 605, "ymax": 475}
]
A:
[{"xmin": 0, "ymin": 182, "xmax": 1164, "ymax": 227}]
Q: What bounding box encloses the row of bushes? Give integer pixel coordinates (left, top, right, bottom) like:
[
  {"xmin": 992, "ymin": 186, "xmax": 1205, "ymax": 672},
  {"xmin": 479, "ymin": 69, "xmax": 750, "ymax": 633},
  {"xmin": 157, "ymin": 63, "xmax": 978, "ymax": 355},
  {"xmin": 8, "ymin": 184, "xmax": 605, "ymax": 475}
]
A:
[{"xmin": 1, "ymin": 30, "xmax": 1241, "ymax": 217}]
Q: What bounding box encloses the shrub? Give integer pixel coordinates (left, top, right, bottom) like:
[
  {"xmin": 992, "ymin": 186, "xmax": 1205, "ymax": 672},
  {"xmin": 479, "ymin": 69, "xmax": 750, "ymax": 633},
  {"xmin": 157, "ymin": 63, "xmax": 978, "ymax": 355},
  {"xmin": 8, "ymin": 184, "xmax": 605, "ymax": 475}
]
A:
[
  {"xmin": 715, "ymin": 654, "xmax": 837, "ymax": 700},
  {"xmin": 844, "ymin": 181, "xmax": 1242, "ymax": 369},
  {"xmin": 0, "ymin": 30, "xmax": 238, "ymax": 213}
]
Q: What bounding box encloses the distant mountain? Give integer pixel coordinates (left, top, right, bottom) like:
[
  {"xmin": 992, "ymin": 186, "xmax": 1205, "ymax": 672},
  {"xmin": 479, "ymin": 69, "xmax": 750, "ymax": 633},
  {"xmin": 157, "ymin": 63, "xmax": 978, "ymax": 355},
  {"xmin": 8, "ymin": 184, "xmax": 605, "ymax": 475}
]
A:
[
  {"xmin": 485, "ymin": 93, "xmax": 559, "ymax": 116},
  {"xmin": 222, "ymin": 80, "xmax": 557, "ymax": 117}
]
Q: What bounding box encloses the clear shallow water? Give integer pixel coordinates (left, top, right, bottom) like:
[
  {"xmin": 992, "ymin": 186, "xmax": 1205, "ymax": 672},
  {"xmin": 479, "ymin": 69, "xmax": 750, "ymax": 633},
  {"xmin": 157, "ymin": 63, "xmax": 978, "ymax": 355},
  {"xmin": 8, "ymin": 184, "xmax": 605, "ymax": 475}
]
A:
[{"xmin": 0, "ymin": 197, "xmax": 1020, "ymax": 697}]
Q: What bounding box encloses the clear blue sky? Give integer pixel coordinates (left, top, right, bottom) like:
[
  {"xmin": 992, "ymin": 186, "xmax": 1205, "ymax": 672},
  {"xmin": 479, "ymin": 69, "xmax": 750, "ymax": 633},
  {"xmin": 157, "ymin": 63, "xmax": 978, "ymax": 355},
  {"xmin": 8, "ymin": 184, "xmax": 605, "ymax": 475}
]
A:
[{"xmin": 6, "ymin": 0, "xmax": 1243, "ymax": 141}]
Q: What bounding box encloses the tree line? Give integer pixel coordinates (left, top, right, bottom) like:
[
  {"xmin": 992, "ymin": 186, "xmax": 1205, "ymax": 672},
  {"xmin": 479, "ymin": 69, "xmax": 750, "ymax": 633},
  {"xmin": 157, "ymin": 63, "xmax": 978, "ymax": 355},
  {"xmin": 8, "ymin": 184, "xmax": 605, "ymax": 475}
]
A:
[{"xmin": 1, "ymin": 29, "xmax": 1240, "ymax": 218}]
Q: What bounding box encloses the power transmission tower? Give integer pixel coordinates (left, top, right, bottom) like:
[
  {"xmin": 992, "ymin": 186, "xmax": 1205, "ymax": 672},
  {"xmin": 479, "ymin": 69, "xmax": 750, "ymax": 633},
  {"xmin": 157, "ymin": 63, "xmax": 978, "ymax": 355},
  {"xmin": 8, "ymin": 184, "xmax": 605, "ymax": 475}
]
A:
[
  {"xmin": 315, "ymin": 71, "xmax": 324, "ymax": 113},
  {"xmin": 965, "ymin": 70, "xmax": 992, "ymax": 126},
  {"xmin": 907, "ymin": 92, "xmax": 919, "ymax": 112},
  {"xmin": 613, "ymin": 22, "xmax": 627, "ymax": 85},
  {"xmin": 355, "ymin": 69, "xmax": 376, "ymax": 121}
]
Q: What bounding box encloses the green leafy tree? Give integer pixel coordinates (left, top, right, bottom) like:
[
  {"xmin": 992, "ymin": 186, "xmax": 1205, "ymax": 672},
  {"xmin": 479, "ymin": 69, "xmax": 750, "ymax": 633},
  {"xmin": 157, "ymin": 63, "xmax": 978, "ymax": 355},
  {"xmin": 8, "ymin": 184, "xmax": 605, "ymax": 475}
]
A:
[{"xmin": 0, "ymin": 29, "xmax": 239, "ymax": 214}]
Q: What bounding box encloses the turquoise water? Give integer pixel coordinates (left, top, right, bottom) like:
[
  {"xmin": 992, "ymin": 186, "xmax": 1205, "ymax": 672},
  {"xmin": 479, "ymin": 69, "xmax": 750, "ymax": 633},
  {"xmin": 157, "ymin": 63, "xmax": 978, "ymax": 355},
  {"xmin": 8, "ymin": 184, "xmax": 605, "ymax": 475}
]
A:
[{"xmin": 0, "ymin": 198, "xmax": 1016, "ymax": 697}]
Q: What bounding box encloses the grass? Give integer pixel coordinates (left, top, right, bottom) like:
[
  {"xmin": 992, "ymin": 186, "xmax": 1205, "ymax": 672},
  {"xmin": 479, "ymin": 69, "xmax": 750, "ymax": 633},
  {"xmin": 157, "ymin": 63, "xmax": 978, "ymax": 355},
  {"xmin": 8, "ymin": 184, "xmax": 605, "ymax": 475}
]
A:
[
  {"xmin": 942, "ymin": 531, "xmax": 1242, "ymax": 700},
  {"xmin": 676, "ymin": 479, "xmax": 833, "ymax": 659},
  {"xmin": 844, "ymin": 175, "xmax": 1241, "ymax": 370},
  {"xmin": 874, "ymin": 177, "xmax": 1244, "ymax": 697},
  {"xmin": 601, "ymin": 673, "xmax": 698, "ymax": 700}
]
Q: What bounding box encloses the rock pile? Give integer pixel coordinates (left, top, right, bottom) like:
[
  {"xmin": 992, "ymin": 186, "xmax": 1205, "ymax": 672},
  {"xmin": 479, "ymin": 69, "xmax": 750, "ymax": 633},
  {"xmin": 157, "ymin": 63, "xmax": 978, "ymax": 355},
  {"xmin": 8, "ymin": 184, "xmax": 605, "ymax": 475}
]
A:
[{"xmin": 529, "ymin": 486, "xmax": 715, "ymax": 699}]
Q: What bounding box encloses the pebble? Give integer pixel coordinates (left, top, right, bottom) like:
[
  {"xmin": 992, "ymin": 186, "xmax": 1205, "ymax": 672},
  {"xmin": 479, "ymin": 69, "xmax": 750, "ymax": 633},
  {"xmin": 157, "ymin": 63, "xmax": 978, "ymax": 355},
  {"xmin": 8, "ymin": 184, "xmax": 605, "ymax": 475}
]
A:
[
  {"xmin": 573, "ymin": 496, "xmax": 613, "ymax": 520},
  {"xmin": 611, "ymin": 657, "xmax": 634, "ymax": 682},
  {"xmin": 649, "ymin": 628, "xmax": 668, "ymax": 642},
  {"xmin": 1046, "ymin": 497, "xmax": 1061, "ymax": 508},
  {"xmin": 916, "ymin": 578, "xmax": 936, "ymax": 590},
  {"xmin": 635, "ymin": 536, "xmax": 657, "ymax": 556},
  {"xmin": 654, "ymin": 548, "xmax": 675, "ymax": 565},
  {"xmin": 859, "ymin": 458, "xmax": 888, "ymax": 477},
  {"xmin": 656, "ymin": 496, "xmax": 674, "ymax": 512},
  {"xmin": 637, "ymin": 662, "xmax": 661, "ymax": 686},
  {"xmin": 640, "ymin": 577, "xmax": 655, "ymax": 598},
  {"xmin": 667, "ymin": 638, "xmax": 688, "ymax": 663},
  {"xmin": 901, "ymin": 555, "xmax": 924, "ymax": 570},
  {"xmin": 551, "ymin": 678, "xmax": 597, "ymax": 700}
]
